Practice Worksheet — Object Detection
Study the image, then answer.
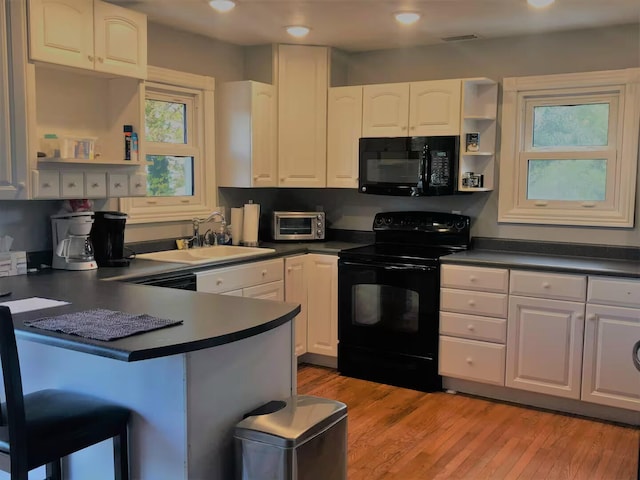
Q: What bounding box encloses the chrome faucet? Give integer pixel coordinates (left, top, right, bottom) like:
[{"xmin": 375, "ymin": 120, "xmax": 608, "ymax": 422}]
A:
[{"xmin": 192, "ymin": 211, "xmax": 226, "ymax": 247}]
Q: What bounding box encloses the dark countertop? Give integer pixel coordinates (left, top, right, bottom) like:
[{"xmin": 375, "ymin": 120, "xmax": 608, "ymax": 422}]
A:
[
  {"xmin": 441, "ymin": 250, "xmax": 640, "ymax": 278},
  {"xmin": 98, "ymin": 240, "xmax": 365, "ymax": 282},
  {"xmin": 0, "ymin": 269, "xmax": 300, "ymax": 362}
]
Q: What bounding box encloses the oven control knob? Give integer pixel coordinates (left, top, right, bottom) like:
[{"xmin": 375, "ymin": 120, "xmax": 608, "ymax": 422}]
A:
[
  {"xmin": 455, "ymin": 221, "xmax": 467, "ymax": 230},
  {"xmin": 317, "ymin": 214, "xmax": 322, "ymax": 220},
  {"xmin": 445, "ymin": 221, "xmax": 454, "ymax": 229},
  {"xmin": 374, "ymin": 217, "xmax": 384, "ymax": 226},
  {"xmin": 384, "ymin": 217, "xmax": 392, "ymax": 225},
  {"xmin": 361, "ymin": 186, "xmax": 367, "ymax": 192}
]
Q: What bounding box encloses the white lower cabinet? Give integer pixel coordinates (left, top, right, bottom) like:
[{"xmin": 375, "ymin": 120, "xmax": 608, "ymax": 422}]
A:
[
  {"xmin": 506, "ymin": 295, "xmax": 585, "ymax": 399},
  {"xmin": 284, "ymin": 254, "xmax": 338, "ymax": 359},
  {"xmin": 306, "ymin": 254, "xmax": 338, "ymax": 357},
  {"xmin": 284, "ymin": 255, "xmax": 308, "ymax": 356},
  {"xmin": 243, "ymin": 281, "xmax": 284, "ymax": 301},
  {"xmin": 439, "ymin": 265, "xmax": 509, "ymax": 385},
  {"xmin": 196, "ymin": 258, "xmax": 284, "ymax": 299},
  {"xmin": 582, "ymin": 276, "xmax": 640, "ymax": 411},
  {"xmin": 441, "ymin": 264, "xmax": 640, "ymax": 419}
]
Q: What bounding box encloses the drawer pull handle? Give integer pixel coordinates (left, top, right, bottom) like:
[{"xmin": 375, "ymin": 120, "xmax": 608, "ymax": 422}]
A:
[
  {"xmin": 261, "ymin": 270, "xmax": 267, "ymax": 276},
  {"xmin": 468, "ymin": 300, "xmax": 476, "ymax": 307},
  {"xmin": 114, "ymin": 183, "xmax": 122, "ymax": 188},
  {"xmin": 542, "ymin": 282, "xmax": 550, "ymax": 289},
  {"xmin": 287, "ymin": 267, "xmax": 292, "ymax": 273},
  {"xmin": 466, "ymin": 357, "xmax": 473, "ymax": 365},
  {"xmin": 467, "ymin": 324, "xmax": 475, "ymax": 331},
  {"xmin": 68, "ymin": 182, "xmax": 76, "ymax": 188},
  {"xmin": 43, "ymin": 182, "xmax": 50, "ymax": 188},
  {"xmin": 91, "ymin": 183, "xmax": 99, "ymax": 188},
  {"xmin": 469, "ymin": 275, "xmax": 477, "ymax": 282},
  {"xmin": 216, "ymin": 279, "xmax": 223, "ymax": 285}
]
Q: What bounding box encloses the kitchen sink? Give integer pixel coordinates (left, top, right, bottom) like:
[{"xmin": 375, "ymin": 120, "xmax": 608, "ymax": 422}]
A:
[{"xmin": 135, "ymin": 245, "xmax": 276, "ymax": 265}]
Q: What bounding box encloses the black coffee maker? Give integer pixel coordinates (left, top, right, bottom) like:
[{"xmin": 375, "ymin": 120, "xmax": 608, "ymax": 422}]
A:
[{"xmin": 90, "ymin": 211, "xmax": 129, "ymax": 267}]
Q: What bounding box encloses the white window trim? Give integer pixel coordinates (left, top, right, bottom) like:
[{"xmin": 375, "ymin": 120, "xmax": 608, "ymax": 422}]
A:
[
  {"xmin": 119, "ymin": 66, "xmax": 217, "ymax": 224},
  {"xmin": 498, "ymin": 68, "xmax": 640, "ymax": 227}
]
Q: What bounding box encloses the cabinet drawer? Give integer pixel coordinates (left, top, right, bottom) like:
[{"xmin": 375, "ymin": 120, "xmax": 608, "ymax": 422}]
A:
[
  {"xmin": 108, "ymin": 173, "xmax": 129, "ymax": 197},
  {"xmin": 440, "ymin": 288, "xmax": 508, "ymax": 318},
  {"xmin": 439, "ymin": 336, "xmax": 505, "ymax": 386},
  {"xmin": 85, "ymin": 172, "xmax": 107, "ymax": 198},
  {"xmin": 588, "ymin": 276, "xmax": 640, "ymax": 308},
  {"xmin": 441, "ymin": 265, "xmax": 509, "ymax": 293},
  {"xmin": 60, "ymin": 172, "xmax": 85, "ymax": 198},
  {"xmin": 129, "ymin": 173, "xmax": 147, "ymax": 196},
  {"xmin": 196, "ymin": 258, "xmax": 283, "ymax": 294},
  {"xmin": 32, "ymin": 170, "xmax": 60, "ymax": 198},
  {"xmin": 439, "ymin": 311, "xmax": 506, "ymax": 343},
  {"xmin": 510, "ymin": 270, "xmax": 586, "ymax": 301}
]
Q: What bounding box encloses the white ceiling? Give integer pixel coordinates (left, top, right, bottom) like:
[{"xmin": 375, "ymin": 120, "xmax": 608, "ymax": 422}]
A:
[{"xmin": 111, "ymin": 0, "xmax": 640, "ymax": 52}]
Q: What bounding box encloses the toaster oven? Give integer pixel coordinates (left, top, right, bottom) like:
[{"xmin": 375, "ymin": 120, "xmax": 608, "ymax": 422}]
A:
[{"xmin": 272, "ymin": 211, "xmax": 325, "ymax": 241}]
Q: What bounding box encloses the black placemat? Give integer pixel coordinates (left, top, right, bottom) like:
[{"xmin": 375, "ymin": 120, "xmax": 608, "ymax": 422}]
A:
[{"xmin": 25, "ymin": 308, "xmax": 183, "ymax": 341}]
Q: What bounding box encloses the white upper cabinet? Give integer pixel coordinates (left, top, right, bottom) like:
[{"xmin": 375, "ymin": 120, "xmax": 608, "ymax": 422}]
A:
[
  {"xmin": 409, "ymin": 80, "xmax": 461, "ymax": 136},
  {"xmin": 92, "ymin": 0, "xmax": 146, "ymax": 78},
  {"xmin": 362, "ymin": 83, "xmax": 409, "ymax": 137},
  {"xmin": 327, "ymin": 86, "xmax": 362, "ymax": 188},
  {"xmin": 28, "ymin": 0, "xmax": 94, "ymax": 70},
  {"xmin": 277, "ymin": 44, "xmax": 328, "ymax": 188},
  {"xmin": 362, "ymin": 80, "xmax": 461, "ymax": 137},
  {"xmin": 28, "ymin": 0, "xmax": 146, "ymax": 79},
  {"xmin": 218, "ymin": 80, "xmax": 277, "ymax": 187}
]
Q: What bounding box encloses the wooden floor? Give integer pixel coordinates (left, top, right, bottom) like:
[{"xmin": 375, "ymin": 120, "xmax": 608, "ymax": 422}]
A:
[{"xmin": 297, "ymin": 364, "xmax": 640, "ymax": 480}]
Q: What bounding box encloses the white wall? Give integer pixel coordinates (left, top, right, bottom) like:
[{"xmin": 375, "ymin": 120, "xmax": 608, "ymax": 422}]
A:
[{"xmin": 327, "ymin": 23, "xmax": 640, "ymax": 246}]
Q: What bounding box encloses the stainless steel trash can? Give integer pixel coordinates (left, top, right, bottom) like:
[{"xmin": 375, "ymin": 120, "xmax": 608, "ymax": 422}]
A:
[{"xmin": 234, "ymin": 395, "xmax": 348, "ymax": 480}]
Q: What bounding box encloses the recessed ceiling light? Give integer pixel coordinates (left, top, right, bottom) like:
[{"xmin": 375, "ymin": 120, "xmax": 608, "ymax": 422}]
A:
[
  {"xmin": 394, "ymin": 12, "xmax": 421, "ymax": 25},
  {"xmin": 286, "ymin": 26, "xmax": 311, "ymax": 38},
  {"xmin": 209, "ymin": 0, "xmax": 236, "ymax": 13},
  {"xmin": 527, "ymin": 0, "xmax": 555, "ymax": 8}
]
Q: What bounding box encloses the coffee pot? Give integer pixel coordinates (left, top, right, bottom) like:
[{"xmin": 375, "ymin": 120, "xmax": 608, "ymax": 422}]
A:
[{"xmin": 51, "ymin": 212, "xmax": 97, "ymax": 270}]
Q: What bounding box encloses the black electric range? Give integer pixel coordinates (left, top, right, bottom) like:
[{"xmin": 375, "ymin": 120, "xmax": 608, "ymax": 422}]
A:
[{"xmin": 337, "ymin": 211, "xmax": 471, "ymax": 392}]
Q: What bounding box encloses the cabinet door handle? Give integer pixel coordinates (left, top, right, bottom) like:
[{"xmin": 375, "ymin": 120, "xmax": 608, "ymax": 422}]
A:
[
  {"xmin": 261, "ymin": 270, "xmax": 267, "ymax": 276},
  {"xmin": 575, "ymin": 313, "xmax": 584, "ymax": 320},
  {"xmin": 466, "ymin": 357, "xmax": 473, "ymax": 365},
  {"xmin": 43, "ymin": 182, "xmax": 50, "ymax": 188},
  {"xmin": 114, "ymin": 183, "xmax": 121, "ymax": 188},
  {"xmin": 253, "ymin": 175, "xmax": 259, "ymax": 181},
  {"xmin": 287, "ymin": 267, "xmax": 292, "ymax": 273},
  {"xmin": 135, "ymin": 183, "xmax": 142, "ymax": 188},
  {"xmin": 91, "ymin": 183, "xmax": 99, "ymax": 188},
  {"xmin": 88, "ymin": 55, "xmax": 94, "ymax": 62},
  {"xmin": 97, "ymin": 56, "xmax": 104, "ymax": 63},
  {"xmin": 216, "ymin": 279, "xmax": 223, "ymax": 285},
  {"xmin": 68, "ymin": 182, "xmax": 76, "ymax": 188},
  {"xmin": 587, "ymin": 314, "xmax": 597, "ymax": 322}
]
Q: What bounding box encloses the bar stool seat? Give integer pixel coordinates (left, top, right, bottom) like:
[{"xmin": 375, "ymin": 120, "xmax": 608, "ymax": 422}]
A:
[{"xmin": 0, "ymin": 306, "xmax": 131, "ymax": 480}]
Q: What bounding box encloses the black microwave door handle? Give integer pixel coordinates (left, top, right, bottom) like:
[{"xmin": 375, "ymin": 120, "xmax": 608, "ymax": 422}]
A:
[{"xmin": 422, "ymin": 146, "xmax": 431, "ymax": 188}]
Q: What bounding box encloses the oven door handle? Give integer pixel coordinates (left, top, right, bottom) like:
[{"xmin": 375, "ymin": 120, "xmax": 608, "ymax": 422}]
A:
[
  {"xmin": 383, "ymin": 264, "xmax": 436, "ymax": 272},
  {"xmin": 341, "ymin": 261, "xmax": 436, "ymax": 273}
]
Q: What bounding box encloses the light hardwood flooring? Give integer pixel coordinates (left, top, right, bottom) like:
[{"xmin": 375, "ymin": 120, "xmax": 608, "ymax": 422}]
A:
[{"xmin": 297, "ymin": 364, "xmax": 640, "ymax": 480}]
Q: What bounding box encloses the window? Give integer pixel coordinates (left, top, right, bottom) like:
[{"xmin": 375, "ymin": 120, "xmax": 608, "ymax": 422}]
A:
[
  {"xmin": 498, "ymin": 69, "xmax": 640, "ymax": 227},
  {"xmin": 120, "ymin": 67, "xmax": 216, "ymax": 223}
]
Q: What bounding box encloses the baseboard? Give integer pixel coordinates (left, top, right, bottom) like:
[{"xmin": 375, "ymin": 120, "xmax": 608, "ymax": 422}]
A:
[
  {"xmin": 443, "ymin": 377, "xmax": 640, "ymax": 426},
  {"xmin": 298, "ymin": 352, "xmax": 337, "ymax": 369}
]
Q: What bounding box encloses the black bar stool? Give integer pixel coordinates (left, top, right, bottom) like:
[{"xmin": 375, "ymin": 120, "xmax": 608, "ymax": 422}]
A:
[
  {"xmin": 633, "ymin": 340, "xmax": 640, "ymax": 480},
  {"xmin": 0, "ymin": 306, "xmax": 131, "ymax": 480}
]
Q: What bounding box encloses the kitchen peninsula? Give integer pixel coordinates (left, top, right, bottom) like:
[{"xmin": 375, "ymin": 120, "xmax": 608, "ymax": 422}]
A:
[{"xmin": 0, "ymin": 270, "xmax": 300, "ymax": 480}]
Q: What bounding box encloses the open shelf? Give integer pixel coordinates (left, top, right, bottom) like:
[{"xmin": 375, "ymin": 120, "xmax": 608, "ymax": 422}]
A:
[
  {"xmin": 37, "ymin": 157, "xmax": 138, "ymax": 165},
  {"xmin": 463, "ymin": 115, "xmax": 496, "ymax": 121},
  {"xmin": 462, "ymin": 151, "xmax": 494, "ymax": 156},
  {"xmin": 458, "ymin": 187, "xmax": 493, "ymax": 193}
]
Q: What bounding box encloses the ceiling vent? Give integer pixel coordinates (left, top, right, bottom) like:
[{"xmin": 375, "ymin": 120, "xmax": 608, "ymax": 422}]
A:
[{"xmin": 441, "ymin": 34, "xmax": 480, "ymax": 42}]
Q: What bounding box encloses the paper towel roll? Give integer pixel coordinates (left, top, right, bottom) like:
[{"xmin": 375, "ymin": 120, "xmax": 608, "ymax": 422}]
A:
[
  {"xmin": 230, "ymin": 208, "xmax": 244, "ymax": 246},
  {"xmin": 243, "ymin": 203, "xmax": 260, "ymax": 246}
]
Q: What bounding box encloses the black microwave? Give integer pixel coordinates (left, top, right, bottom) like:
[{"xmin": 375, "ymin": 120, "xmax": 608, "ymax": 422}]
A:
[{"xmin": 359, "ymin": 136, "xmax": 459, "ymax": 196}]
